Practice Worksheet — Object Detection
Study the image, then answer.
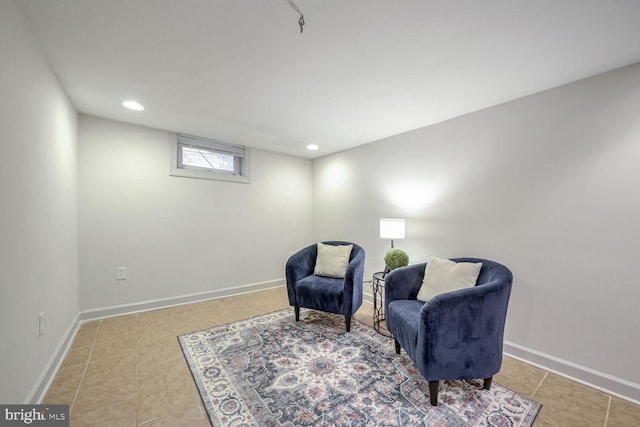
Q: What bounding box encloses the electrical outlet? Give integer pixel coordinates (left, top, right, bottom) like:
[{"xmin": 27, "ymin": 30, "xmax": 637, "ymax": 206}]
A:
[
  {"xmin": 116, "ymin": 267, "xmax": 127, "ymax": 280},
  {"xmin": 39, "ymin": 312, "xmax": 45, "ymax": 337}
]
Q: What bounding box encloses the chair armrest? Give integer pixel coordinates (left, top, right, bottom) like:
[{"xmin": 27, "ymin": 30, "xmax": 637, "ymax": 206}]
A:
[
  {"xmin": 343, "ymin": 247, "xmax": 366, "ymax": 284},
  {"xmin": 384, "ymin": 263, "xmax": 426, "ymax": 315},
  {"xmin": 344, "ymin": 247, "xmax": 366, "ymax": 286},
  {"xmin": 285, "ymin": 244, "xmax": 316, "ymax": 304},
  {"xmin": 342, "ymin": 245, "xmax": 366, "ymax": 313},
  {"xmin": 285, "ymin": 244, "xmax": 316, "ymax": 283},
  {"xmin": 415, "ymin": 279, "xmax": 512, "ymax": 380}
]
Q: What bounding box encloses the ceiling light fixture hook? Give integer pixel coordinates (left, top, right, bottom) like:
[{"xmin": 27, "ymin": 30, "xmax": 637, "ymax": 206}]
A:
[{"xmin": 285, "ymin": 0, "xmax": 305, "ymax": 33}]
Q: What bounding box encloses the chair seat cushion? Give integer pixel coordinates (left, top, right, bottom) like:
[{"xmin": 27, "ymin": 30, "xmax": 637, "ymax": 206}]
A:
[
  {"xmin": 295, "ymin": 275, "xmax": 344, "ymax": 314},
  {"xmin": 387, "ymin": 299, "xmax": 424, "ymax": 361}
]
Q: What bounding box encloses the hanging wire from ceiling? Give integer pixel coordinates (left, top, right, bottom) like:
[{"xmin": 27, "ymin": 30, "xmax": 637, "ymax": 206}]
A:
[{"xmin": 284, "ymin": 0, "xmax": 305, "ymax": 33}]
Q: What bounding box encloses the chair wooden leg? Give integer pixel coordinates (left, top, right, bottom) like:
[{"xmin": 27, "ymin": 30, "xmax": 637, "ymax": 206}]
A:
[
  {"xmin": 394, "ymin": 339, "xmax": 401, "ymax": 354},
  {"xmin": 483, "ymin": 376, "xmax": 492, "ymax": 390},
  {"xmin": 345, "ymin": 315, "xmax": 351, "ymax": 332},
  {"xmin": 428, "ymin": 380, "xmax": 439, "ymax": 406},
  {"xmin": 294, "ymin": 306, "xmax": 300, "ymax": 322}
]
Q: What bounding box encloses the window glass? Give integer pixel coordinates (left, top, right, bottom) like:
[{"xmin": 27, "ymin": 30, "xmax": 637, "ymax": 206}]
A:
[
  {"xmin": 180, "ymin": 145, "xmax": 235, "ymax": 172},
  {"xmin": 170, "ymin": 133, "xmax": 249, "ymax": 183}
]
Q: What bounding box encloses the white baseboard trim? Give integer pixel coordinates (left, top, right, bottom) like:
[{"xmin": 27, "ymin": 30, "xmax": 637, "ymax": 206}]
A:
[
  {"xmin": 79, "ymin": 279, "xmax": 285, "ymax": 322},
  {"xmin": 504, "ymin": 340, "xmax": 640, "ymax": 405},
  {"xmin": 28, "ymin": 312, "xmax": 81, "ymax": 404},
  {"xmin": 363, "ymin": 289, "xmax": 373, "ymax": 305}
]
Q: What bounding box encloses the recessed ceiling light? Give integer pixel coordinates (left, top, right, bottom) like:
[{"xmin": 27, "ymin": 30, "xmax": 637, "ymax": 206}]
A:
[
  {"xmin": 122, "ymin": 100, "xmax": 144, "ymax": 111},
  {"xmin": 307, "ymin": 144, "xmax": 319, "ymax": 151}
]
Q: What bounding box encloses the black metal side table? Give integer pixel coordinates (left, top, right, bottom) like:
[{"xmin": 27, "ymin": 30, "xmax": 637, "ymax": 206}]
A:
[{"xmin": 371, "ymin": 272, "xmax": 391, "ymax": 336}]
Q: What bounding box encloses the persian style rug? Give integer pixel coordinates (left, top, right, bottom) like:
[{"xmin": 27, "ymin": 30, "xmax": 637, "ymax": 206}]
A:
[{"xmin": 178, "ymin": 309, "xmax": 540, "ymax": 426}]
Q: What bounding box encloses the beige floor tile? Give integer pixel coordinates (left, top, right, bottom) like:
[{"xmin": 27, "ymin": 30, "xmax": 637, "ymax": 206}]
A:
[
  {"xmin": 187, "ymin": 301, "xmax": 216, "ymax": 314},
  {"xmin": 137, "ymin": 309, "xmax": 173, "ymax": 322},
  {"xmin": 137, "ymin": 372, "xmax": 200, "ymax": 424},
  {"xmin": 42, "ymin": 387, "xmax": 77, "ymax": 408},
  {"xmin": 533, "ymin": 373, "xmax": 608, "ymax": 426},
  {"xmin": 170, "ymin": 304, "xmax": 208, "ymax": 320},
  {"xmin": 99, "ymin": 313, "xmax": 138, "ymax": 330},
  {"xmin": 136, "ymin": 318, "xmax": 174, "ymax": 336},
  {"xmin": 167, "ymin": 318, "xmax": 210, "ymax": 337},
  {"xmin": 137, "ymin": 340, "xmax": 183, "ymax": 365},
  {"xmin": 77, "ymin": 321, "xmax": 100, "ymax": 334},
  {"xmin": 136, "ymin": 330, "xmax": 180, "ymax": 349},
  {"xmin": 72, "ymin": 389, "xmax": 137, "ymax": 427},
  {"xmin": 95, "ymin": 321, "xmax": 138, "ymax": 343},
  {"xmin": 137, "ymin": 357, "xmax": 189, "ymax": 391},
  {"xmin": 138, "ymin": 405, "xmax": 209, "ymax": 427},
  {"xmin": 71, "ymin": 326, "xmax": 99, "ymax": 349},
  {"xmin": 94, "ymin": 327, "xmax": 136, "ymax": 344},
  {"xmin": 136, "ymin": 321, "xmax": 173, "ymax": 337},
  {"xmin": 532, "ymin": 416, "xmax": 555, "ymax": 426},
  {"xmin": 163, "ymin": 303, "xmax": 204, "ymax": 319},
  {"xmin": 90, "ymin": 334, "xmax": 138, "ymax": 361},
  {"xmin": 607, "ymin": 396, "xmax": 640, "ymax": 427},
  {"xmin": 81, "ymin": 354, "xmax": 137, "ymax": 393},
  {"xmin": 177, "ymin": 320, "xmax": 219, "ymax": 335},
  {"xmin": 59, "ymin": 345, "xmax": 92, "ymax": 370},
  {"xmin": 198, "ymin": 309, "xmax": 234, "ymax": 326},
  {"xmin": 47, "ymin": 364, "xmax": 85, "ymax": 396},
  {"xmin": 494, "ymin": 356, "xmax": 547, "ymax": 398},
  {"xmin": 354, "ymin": 306, "xmax": 375, "ymax": 328}
]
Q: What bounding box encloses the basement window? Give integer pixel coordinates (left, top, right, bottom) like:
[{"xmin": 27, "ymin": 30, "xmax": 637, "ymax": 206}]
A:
[{"xmin": 170, "ymin": 133, "xmax": 249, "ymax": 183}]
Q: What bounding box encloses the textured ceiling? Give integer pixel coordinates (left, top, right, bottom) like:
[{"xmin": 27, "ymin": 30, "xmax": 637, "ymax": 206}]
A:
[{"xmin": 14, "ymin": 0, "xmax": 640, "ymax": 158}]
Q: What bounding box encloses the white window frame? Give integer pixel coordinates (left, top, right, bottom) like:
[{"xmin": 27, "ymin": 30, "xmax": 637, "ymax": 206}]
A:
[{"xmin": 170, "ymin": 133, "xmax": 249, "ymax": 183}]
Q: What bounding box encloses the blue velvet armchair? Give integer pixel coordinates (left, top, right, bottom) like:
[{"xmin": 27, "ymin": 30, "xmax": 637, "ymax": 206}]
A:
[
  {"xmin": 286, "ymin": 241, "xmax": 366, "ymax": 332},
  {"xmin": 385, "ymin": 258, "xmax": 513, "ymax": 405}
]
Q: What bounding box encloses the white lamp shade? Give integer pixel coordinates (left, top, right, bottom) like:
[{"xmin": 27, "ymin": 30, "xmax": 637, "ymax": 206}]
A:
[{"xmin": 380, "ymin": 218, "xmax": 405, "ymax": 240}]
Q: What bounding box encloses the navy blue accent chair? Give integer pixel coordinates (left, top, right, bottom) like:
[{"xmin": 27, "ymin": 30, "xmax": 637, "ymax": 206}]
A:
[
  {"xmin": 385, "ymin": 258, "xmax": 513, "ymax": 406},
  {"xmin": 286, "ymin": 241, "xmax": 366, "ymax": 332}
]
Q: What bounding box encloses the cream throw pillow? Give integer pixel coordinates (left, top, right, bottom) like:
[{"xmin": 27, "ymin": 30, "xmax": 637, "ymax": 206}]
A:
[
  {"xmin": 416, "ymin": 257, "xmax": 483, "ymax": 302},
  {"xmin": 314, "ymin": 243, "xmax": 353, "ymax": 278}
]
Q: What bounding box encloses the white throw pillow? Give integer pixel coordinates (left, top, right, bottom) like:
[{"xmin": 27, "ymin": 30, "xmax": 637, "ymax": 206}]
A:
[
  {"xmin": 416, "ymin": 257, "xmax": 483, "ymax": 302},
  {"xmin": 314, "ymin": 243, "xmax": 353, "ymax": 278}
]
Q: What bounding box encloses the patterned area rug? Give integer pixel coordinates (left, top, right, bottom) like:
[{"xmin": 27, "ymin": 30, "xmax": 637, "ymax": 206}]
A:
[{"xmin": 178, "ymin": 309, "xmax": 540, "ymax": 426}]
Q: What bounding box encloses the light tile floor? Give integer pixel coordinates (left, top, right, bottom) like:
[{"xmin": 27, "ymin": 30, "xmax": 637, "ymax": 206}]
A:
[{"xmin": 43, "ymin": 288, "xmax": 640, "ymax": 426}]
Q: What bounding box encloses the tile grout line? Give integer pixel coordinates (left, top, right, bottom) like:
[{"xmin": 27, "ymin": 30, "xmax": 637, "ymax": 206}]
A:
[
  {"xmin": 530, "ymin": 371, "xmax": 549, "ymax": 399},
  {"xmin": 70, "ymin": 320, "xmax": 101, "ymax": 414},
  {"xmin": 603, "ymin": 395, "xmax": 612, "ymax": 427}
]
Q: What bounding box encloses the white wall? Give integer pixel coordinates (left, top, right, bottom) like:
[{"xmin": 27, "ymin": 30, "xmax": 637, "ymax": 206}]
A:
[
  {"xmin": 78, "ymin": 115, "xmax": 313, "ymax": 311},
  {"xmin": 313, "ymin": 63, "xmax": 640, "ymax": 399},
  {"xmin": 0, "ymin": 1, "xmax": 79, "ymax": 403},
  {"xmin": 3, "ymin": 0, "xmax": 638, "ymax": 403}
]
